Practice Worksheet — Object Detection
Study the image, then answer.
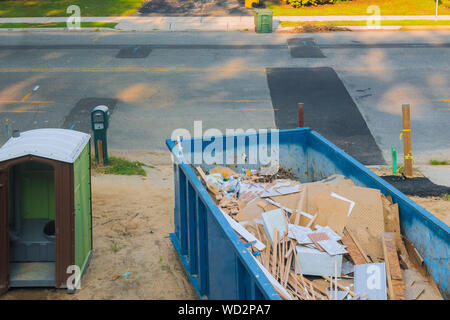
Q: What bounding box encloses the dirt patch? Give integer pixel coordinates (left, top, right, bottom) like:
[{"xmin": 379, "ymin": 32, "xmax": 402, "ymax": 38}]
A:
[
  {"xmin": 1, "ymin": 156, "xmax": 197, "ymax": 300},
  {"xmin": 139, "ymin": 0, "xmax": 251, "ymax": 16},
  {"xmin": 279, "ymin": 24, "xmax": 351, "ymax": 33},
  {"xmin": 409, "ymin": 196, "xmax": 450, "ymax": 225}
]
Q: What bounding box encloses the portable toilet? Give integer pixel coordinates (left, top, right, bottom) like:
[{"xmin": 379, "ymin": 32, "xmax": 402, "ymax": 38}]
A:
[{"xmin": 0, "ymin": 129, "xmax": 92, "ymax": 294}]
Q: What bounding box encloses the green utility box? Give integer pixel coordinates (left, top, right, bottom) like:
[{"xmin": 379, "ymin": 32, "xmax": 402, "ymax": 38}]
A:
[
  {"xmin": 91, "ymin": 105, "xmax": 110, "ymax": 165},
  {"xmin": 254, "ymin": 9, "xmax": 273, "ymax": 33}
]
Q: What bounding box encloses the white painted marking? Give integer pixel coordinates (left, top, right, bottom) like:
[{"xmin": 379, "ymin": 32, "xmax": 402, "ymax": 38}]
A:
[{"xmin": 331, "ymin": 192, "xmax": 355, "ymax": 216}]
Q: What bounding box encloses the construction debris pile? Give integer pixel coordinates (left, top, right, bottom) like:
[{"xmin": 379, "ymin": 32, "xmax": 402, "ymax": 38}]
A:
[{"xmin": 196, "ymin": 165, "xmax": 443, "ymax": 300}]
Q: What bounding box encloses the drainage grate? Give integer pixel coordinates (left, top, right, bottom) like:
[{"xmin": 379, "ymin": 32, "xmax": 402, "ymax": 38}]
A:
[
  {"xmin": 116, "ymin": 46, "xmax": 152, "ymax": 58},
  {"xmin": 288, "ymin": 38, "xmax": 325, "ymax": 58}
]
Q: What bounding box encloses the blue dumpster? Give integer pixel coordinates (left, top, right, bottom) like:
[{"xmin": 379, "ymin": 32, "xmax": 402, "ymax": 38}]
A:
[{"xmin": 166, "ymin": 128, "xmax": 449, "ymax": 300}]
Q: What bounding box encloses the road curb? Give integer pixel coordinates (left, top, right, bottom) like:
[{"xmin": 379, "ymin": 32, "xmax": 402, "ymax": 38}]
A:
[{"xmin": 0, "ymin": 27, "xmax": 118, "ymax": 32}]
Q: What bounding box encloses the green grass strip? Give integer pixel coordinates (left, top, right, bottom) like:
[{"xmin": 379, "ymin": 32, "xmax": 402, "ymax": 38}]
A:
[
  {"xmin": 0, "ymin": 0, "xmax": 143, "ymax": 18},
  {"xmin": 267, "ymin": 0, "xmax": 450, "ymax": 16},
  {"xmin": 280, "ymin": 20, "xmax": 450, "ymax": 27},
  {"xmin": 93, "ymin": 156, "xmax": 151, "ymax": 176}
]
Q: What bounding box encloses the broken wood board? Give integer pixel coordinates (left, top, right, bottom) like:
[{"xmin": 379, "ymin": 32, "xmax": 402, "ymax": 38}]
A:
[
  {"xmin": 296, "ymin": 183, "xmax": 385, "ymax": 261},
  {"xmin": 268, "ymin": 191, "xmax": 302, "ymax": 215},
  {"xmin": 382, "ymin": 232, "xmax": 405, "ymax": 300},
  {"xmin": 235, "ymin": 197, "xmax": 265, "ymax": 222},
  {"xmin": 342, "ymin": 227, "xmax": 370, "ymax": 265},
  {"xmin": 403, "ymin": 236, "xmax": 427, "ymax": 277},
  {"xmin": 307, "ymin": 192, "xmax": 351, "ymax": 235},
  {"xmin": 402, "ymin": 269, "xmax": 443, "ymax": 300},
  {"xmin": 382, "ymin": 195, "xmax": 406, "ymax": 252},
  {"xmin": 322, "ymin": 276, "xmax": 356, "ymax": 298}
]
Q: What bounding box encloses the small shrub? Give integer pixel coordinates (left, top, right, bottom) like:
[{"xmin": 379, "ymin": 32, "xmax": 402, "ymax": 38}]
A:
[
  {"xmin": 92, "ymin": 155, "xmax": 152, "ymax": 176},
  {"xmin": 429, "ymin": 159, "xmax": 449, "ymax": 165}
]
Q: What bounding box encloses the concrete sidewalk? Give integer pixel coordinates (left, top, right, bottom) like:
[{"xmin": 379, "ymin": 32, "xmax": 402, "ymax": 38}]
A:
[{"xmin": 0, "ymin": 15, "xmax": 449, "ymax": 32}]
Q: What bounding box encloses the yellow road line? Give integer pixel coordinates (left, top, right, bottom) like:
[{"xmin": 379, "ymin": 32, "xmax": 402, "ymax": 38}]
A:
[
  {"xmin": 240, "ymin": 108, "xmax": 277, "ymax": 111},
  {"xmin": 21, "ymin": 92, "xmax": 32, "ymax": 102},
  {"xmin": 0, "ymin": 110, "xmax": 45, "ymax": 113},
  {"xmin": 216, "ymin": 100, "xmax": 269, "ymax": 103},
  {"xmin": 0, "ymin": 67, "xmax": 265, "ymax": 73},
  {"xmin": 0, "ymin": 100, "xmax": 54, "ymax": 104},
  {"xmin": 226, "ymin": 108, "xmax": 277, "ymax": 111}
]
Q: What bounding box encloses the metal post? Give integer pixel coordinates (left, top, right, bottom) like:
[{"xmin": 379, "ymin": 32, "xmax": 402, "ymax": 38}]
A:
[
  {"xmin": 298, "ymin": 103, "xmax": 304, "ymax": 128},
  {"xmin": 436, "ymin": 0, "xmax": 439, "ymax": 19},
  {"xmin": 97, "ymin": 140, "xmax": 104, "ymax": 166}
]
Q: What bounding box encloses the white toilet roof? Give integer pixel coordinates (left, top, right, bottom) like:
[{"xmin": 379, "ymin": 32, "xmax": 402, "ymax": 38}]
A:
[{"xmin": 0, "ymin": 129, "xmax": 90, "ymax": 164}]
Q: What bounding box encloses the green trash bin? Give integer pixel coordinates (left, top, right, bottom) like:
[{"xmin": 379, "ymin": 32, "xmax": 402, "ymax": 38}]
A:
[{"xmin": 254, "ymin": 9, "xmax": 273, "ymax": 33}]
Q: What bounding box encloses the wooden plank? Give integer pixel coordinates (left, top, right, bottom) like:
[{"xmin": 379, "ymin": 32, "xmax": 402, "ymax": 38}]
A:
[
  {"xmin": 250, "ymin": 253, "xmax": 293, "ymax": 300},
  {"xmin": 293, "ymin": 187, "xmax": 306, "ymax": 225},
  {"xmin": 403, "ymin": 236, "xmax": 427, "ymax": 277},
  {"xmin": 382, "ymin": 232, "xmax": 405, "ymax": 300},
  {"xmin": 389, "ymin": 203, "xmax": 403, "ymax": 249},
  {"xmin": 290, "ymin": 239, "xmax": 311, "ymax": 299},
  {"xmin": 305, "ymin": 212, "xmax": 317, "ymax": 228},
  {"xmin": 341, "ymin": 228, "xmax": 369, "ymax": 265},
  {"xmin": 264, "ymin": 240, "xmax": 271, "ymax": 269},
  {"xmin": 322, "ymin": 276, "xmax": 357, "ymax": 297},
  {"xmin": 343, "ymin": 226, "xmax": 371, "ymax": 263},
  {"xmin": 303, "ymin": 277, "xmax": 329, "ymax": 297},
  {"xmin": 272, "ymin": 228, "xmax": 279, "ymax": 276},
  {"xmin": 97, "ymin": 140, "xmax": 104, "ymax": 166}
]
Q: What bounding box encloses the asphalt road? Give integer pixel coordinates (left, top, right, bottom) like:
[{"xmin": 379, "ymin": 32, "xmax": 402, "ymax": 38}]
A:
[{"xmin": 0, "ymin": 30, "xmax": 449, "ymax": 165}]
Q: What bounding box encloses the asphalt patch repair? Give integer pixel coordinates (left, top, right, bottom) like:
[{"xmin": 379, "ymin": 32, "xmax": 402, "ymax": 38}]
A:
[
  {"xmin": 62, "ymin": 98, "xmax": 117, "ymax": 133},
  {"xmin": 287, "ymin": 38, "xmax": 325, "ymax": 58},
  {"xmin": 116, "ymin": 46, "xmax": 152, "ymax": 59},
  {"xmin": 381, "ymin": 176, "xmax": 450, "ymax": 197},
  {"xmin": 266, "ymin": 67, "xmax": 385, "ymax": 165}
]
